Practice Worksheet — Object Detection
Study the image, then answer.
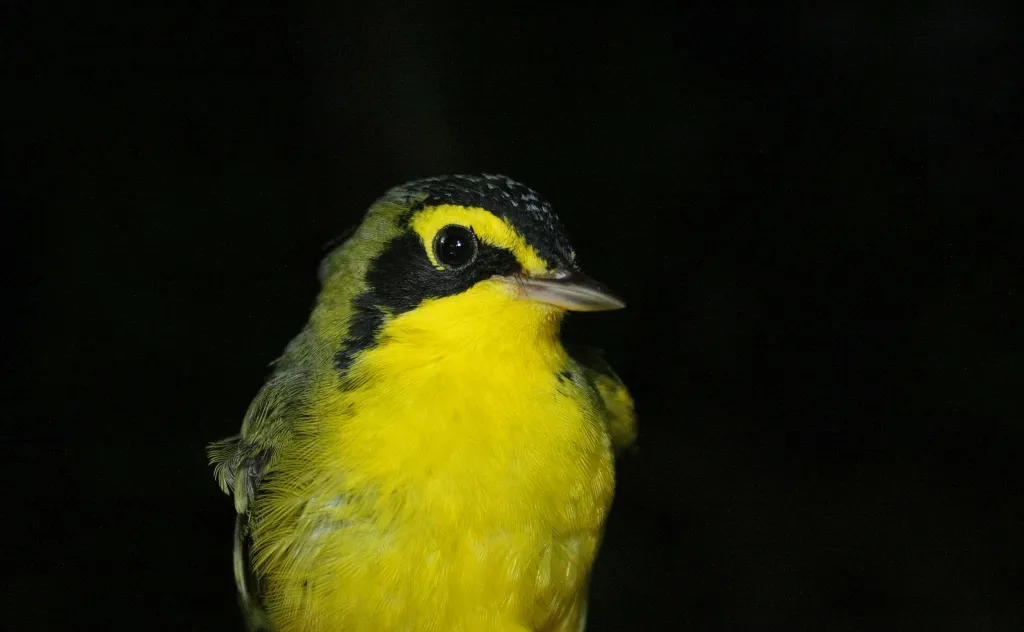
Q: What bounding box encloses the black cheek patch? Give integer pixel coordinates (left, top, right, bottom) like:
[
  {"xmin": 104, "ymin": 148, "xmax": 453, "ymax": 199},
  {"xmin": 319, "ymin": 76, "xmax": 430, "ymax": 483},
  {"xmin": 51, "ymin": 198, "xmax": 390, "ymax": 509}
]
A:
[
  {"xmin": 334, "ymin": 232, "xmax": 520, "ymax": 374},
  {"xmin": 333, "ymin": 294, "xmax": 386, "ymax": 374}
]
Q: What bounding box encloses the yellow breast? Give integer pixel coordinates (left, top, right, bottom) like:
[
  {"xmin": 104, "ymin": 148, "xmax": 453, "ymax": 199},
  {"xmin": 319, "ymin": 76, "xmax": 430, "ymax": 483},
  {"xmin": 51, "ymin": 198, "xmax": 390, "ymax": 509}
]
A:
[{"xmin": 251, "ymin": 281, "xmax": 616, "ymax": 631}]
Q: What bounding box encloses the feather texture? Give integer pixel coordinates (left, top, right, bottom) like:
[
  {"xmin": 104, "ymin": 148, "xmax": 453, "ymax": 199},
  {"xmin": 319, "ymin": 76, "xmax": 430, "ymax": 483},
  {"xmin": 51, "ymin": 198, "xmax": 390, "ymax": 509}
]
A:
[{"xmin": 208, "ymin": 176, "xmax": 636, "ymax": 631}]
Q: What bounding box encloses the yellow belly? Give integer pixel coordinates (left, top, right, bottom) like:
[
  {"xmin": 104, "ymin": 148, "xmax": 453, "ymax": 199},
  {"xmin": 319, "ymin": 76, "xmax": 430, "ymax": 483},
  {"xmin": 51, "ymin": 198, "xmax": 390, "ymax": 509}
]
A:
[
  {"xmin": 254, "ymin": 398, "xmax": 612, "ymax": 630},
  {"xmin": 261, "ymin": 517, "xmax": 600, "ymax": 631},
  {"xmin": 251, "ymin": 286, "xmax": 616, "ymax": 631}
]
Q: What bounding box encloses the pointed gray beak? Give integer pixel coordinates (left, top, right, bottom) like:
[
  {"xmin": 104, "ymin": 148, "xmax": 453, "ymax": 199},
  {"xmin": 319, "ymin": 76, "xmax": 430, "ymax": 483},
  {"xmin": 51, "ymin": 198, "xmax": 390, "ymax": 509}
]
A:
[{"xmin": 500, "ymin": 268, "xmax": 625, "ymax": 311}]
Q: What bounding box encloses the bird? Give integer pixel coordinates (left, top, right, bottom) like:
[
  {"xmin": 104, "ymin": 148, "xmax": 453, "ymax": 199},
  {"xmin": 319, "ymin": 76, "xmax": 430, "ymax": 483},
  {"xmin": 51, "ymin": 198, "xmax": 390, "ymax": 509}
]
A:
[{"xmin": 208, "ymin": 174, "xmax": 636, "ymax": 632}]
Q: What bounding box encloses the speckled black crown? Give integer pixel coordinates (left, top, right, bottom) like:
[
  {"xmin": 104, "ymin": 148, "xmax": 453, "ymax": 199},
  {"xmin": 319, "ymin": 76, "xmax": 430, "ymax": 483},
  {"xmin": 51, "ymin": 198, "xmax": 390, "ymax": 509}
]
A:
[{"xmin": 394, "ymin": 174, "xmax": 576, "ymax": 270}]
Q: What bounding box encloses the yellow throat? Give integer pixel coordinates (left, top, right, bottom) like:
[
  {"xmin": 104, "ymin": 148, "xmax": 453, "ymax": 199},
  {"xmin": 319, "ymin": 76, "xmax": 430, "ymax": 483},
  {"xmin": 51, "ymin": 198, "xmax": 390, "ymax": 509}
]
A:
[
  {"xmin": 209, "ymin": 176, "xmax": 634, "ymax": 632},
  {"xmin": 253, "ymin": 278, "xmax": 614, "ymax": 631}
]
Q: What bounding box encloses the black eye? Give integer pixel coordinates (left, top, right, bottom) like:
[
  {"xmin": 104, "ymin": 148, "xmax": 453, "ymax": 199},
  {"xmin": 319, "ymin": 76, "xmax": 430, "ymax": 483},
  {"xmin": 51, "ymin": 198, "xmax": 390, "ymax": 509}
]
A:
[{"xmin": 433, "ymin": 225, "xmax": 477, "ymax": 269}]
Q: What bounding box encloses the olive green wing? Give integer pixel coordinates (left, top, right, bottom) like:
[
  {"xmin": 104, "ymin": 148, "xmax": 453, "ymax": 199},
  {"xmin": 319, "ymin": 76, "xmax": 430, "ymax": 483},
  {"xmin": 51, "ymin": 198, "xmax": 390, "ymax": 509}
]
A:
[
  {"xmin": 567, "ymin": 344, "xmax": 637, "ymax": 451},
  {"xmin": 207, "ymin": 432, "xmax": 273, "ymax": 631},
  {"xmin": 208, "ymin": 359, "xmax": 311, "ymax": 509},
  {"xmin": 564, "ymin": 348, "xmax": 634, "ymax": 632},
  {"xmin": 208, "ymin": 340, "xmax": 315, "ymax": 631}
]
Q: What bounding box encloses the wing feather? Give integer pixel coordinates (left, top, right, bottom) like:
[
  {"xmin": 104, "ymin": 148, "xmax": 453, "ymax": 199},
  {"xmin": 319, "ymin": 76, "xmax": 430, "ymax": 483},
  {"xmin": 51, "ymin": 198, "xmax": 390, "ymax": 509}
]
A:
[{"xmin": 568, "ymin": 344, "xmax": 637, "ymax": 450}]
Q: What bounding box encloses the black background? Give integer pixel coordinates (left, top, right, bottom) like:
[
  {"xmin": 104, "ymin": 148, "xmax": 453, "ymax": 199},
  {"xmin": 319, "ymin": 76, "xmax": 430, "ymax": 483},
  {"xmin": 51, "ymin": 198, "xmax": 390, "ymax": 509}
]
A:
[{"xmin": 9, "ymin": 2, "xmax": 1023, "ymax": 630}]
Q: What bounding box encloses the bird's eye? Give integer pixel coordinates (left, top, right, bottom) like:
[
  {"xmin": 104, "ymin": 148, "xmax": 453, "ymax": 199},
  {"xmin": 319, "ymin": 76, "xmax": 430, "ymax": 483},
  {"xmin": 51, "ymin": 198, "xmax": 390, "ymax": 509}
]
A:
[{"xmin": 433, "ymin": 225, "xmax": 477, "ymax": 269}]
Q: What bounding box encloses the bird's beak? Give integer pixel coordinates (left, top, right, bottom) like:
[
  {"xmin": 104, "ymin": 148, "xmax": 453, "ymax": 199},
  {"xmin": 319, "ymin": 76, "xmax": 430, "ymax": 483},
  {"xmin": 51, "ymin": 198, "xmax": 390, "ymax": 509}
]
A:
[{"xmin": 500, "ymin": 268, "xmax": 625, "ymax": 312}]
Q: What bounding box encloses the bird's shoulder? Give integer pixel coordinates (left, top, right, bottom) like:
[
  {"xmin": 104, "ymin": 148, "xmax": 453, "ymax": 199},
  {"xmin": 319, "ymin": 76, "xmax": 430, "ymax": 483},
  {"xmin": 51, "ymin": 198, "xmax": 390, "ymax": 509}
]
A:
[
  {"xmin": 208, "ymin": 330, "xmax": 317, "ymax": 514},
  {"xmin": 565, "ymin": 344, "xmax": 636, "ymax": 450}
]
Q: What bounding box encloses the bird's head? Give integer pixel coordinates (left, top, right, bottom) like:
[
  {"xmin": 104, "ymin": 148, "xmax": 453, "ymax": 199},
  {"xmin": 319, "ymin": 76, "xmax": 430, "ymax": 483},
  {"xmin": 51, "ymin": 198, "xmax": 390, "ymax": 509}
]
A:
[{"xmin": 315, "ymin": 174, "xmax": 623, "ymax": 372}]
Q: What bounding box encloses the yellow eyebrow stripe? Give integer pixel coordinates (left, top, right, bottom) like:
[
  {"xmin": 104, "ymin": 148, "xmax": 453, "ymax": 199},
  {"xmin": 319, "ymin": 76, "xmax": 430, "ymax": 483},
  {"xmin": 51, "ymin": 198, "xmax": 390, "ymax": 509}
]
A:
[{"xmin": 409, "ymin": 204, "xmax": 549, "ymax": 274}]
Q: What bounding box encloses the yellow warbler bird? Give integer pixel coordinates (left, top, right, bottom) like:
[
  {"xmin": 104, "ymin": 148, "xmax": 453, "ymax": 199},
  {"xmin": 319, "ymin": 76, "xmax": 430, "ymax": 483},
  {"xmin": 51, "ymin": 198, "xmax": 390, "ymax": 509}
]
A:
[{"xmin": 208, "ymin": 174, "xmax": 636, "ymax": 631}]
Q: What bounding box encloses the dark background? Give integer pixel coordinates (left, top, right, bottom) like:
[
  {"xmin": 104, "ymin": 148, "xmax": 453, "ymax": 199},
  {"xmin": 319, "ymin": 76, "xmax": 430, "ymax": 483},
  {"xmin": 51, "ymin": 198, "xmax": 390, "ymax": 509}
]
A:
[{"xmin": 8, "ymin": 2, "xmax": 1023, "ymax": 629}]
